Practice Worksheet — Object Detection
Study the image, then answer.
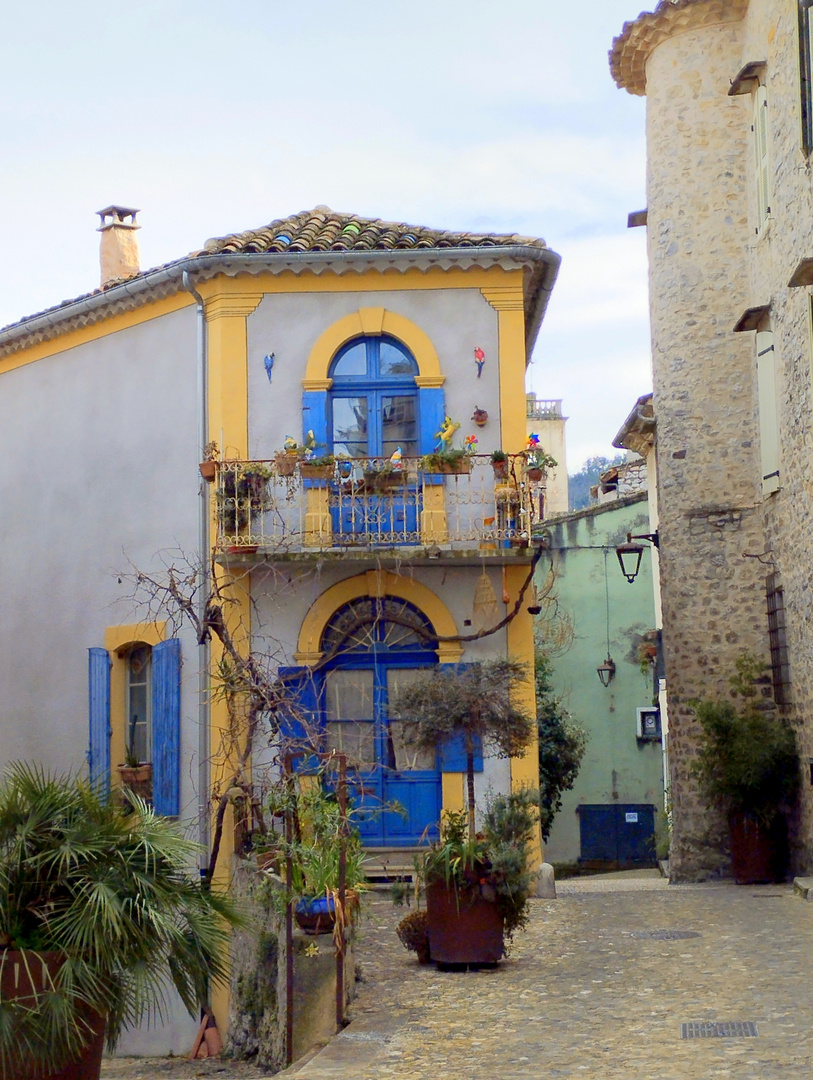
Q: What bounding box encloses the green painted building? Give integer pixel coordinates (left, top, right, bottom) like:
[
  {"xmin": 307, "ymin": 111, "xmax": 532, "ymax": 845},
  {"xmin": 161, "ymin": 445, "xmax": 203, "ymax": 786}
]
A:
[{"xmin": 538, "ymin": 490, "xmax": 664, "ymax": 868}]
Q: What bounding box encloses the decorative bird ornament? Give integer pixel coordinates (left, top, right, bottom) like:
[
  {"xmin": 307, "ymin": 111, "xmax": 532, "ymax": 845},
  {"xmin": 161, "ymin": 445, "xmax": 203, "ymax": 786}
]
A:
[
  {"xmin": 263, "ymin": 353, "xmax": 275, "ymax": 383},
  {"xmin": 474, "ymin": 347, "xmax": 485, "ymax": 378},
  {"xmin": 283, "ymin": 435, "xmax": 298, "ymax": 452},
  {"xmin": 434, "ymin": 416, "xmax": 460, "ymax": 450},
  {"xmin": 390, "ymin": 446, "xmax": 403, "ymax": 468}
]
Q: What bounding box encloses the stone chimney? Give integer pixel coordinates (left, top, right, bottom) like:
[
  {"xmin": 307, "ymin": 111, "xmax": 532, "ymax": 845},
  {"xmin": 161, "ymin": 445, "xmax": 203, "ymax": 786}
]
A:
[{"xmin": 96, "ymin": 205, "xmax": 140, "ymax": 288}]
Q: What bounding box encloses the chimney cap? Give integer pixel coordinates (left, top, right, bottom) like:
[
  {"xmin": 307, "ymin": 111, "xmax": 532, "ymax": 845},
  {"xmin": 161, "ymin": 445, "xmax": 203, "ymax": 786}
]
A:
[{"xmin": 96, "ymin": 205, "xmax": 140, "ymax": 231}]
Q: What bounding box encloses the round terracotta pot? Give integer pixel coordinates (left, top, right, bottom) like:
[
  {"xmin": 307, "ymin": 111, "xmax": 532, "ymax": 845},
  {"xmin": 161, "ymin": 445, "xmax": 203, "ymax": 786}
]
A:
[{"xmin": 0, "ymin": 950, "xmax": 106, "ymax": 1080}]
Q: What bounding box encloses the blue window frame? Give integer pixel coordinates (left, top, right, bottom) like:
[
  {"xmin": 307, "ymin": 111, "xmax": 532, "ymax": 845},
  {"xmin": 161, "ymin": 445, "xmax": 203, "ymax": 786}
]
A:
[{"xmin": 329, "ymin": 336, "xmax": 419, "ymax": 459}]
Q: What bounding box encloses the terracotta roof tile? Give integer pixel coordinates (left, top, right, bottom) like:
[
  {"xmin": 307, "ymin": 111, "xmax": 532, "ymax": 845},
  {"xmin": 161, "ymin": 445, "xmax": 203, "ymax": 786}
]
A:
[{"xmin": 200, "ymin": 205, "xmax": 548, "ymax": 257}]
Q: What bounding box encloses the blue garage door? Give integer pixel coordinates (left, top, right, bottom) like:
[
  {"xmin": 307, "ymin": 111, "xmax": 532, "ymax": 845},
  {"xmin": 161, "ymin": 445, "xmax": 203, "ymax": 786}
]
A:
[{"xmin": 577, "ymin": 804, "xmax": 656, "ymax": 868}]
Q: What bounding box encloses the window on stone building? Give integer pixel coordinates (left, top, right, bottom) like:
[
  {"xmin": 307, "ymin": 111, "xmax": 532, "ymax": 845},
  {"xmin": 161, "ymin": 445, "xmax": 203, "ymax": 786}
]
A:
[
  {"xmin": 753, "ymin": 85, "xmax": 771, "ymax": 233},
  {"xmin": 766, "ymin": 574, "xmax": 791, "ymax": 707},
  {"xmin": 800, "ymin": 1, "xmax": 813, "ymax": 153},
  {"xmin": 756, "ymin": 330, "xmax": 781, "ymax": 494}
]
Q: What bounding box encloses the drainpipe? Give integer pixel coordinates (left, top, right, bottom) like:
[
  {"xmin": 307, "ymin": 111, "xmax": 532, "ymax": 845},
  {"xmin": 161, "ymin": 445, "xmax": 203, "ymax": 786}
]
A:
[{"xmin": 183, "ymin": 270, "xmax": 210, "ymax": 870}]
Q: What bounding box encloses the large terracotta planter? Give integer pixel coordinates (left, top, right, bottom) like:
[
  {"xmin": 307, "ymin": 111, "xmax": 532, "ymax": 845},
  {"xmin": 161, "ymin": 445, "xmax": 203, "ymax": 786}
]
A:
[
  {"xmin": 424, "ymin": 880, "xmax": 504, "ymax": 965},
  {"xmin": 729, "ymin": 811, "xmax": 787, "ymax": 885},
  {"xmin": 0, "ymin": 950, "xmax": 106, "ymax": 1080}
]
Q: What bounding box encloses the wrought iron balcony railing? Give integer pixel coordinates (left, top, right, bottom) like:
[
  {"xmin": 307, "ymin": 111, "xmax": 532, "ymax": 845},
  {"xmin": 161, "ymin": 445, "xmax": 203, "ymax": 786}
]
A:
[{"xmin": 212, "ymin": 455, "xmax": 545, "ymax": 555}]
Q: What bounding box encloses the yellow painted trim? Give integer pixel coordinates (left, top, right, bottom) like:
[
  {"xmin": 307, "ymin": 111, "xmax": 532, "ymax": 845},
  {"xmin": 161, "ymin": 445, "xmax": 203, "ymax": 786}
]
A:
[
  {"xmin": 0, "ymin": 294, "xmax": 195, "ymax": 376},
  {"xmin": 504, "ymin": 565, "xmax": 542, "ymax": 864},
  {"xmin": 480, "ymin": 277, "xmax": 528, "ymax": 454},
  {"xmin": 204, "ymin": 292, "xmax": 262, "ymax": 460},
  {"xmin": 104, "ymin": 622, "xmax": 167, "ymax": 781},
  {"xmin": 304, "ymin": 308, "xmax": 444, "ymax": 386},
  {"xmin": 295, "ymin": 570, "xmax": 463, "ymax": 663},
  {"xmin": 441, "ymin": 773, "xmax": 465, "ymax": 816},
  {"xmin": 2, "ymin": 263, "xmax": 518, "ymax": 378}
]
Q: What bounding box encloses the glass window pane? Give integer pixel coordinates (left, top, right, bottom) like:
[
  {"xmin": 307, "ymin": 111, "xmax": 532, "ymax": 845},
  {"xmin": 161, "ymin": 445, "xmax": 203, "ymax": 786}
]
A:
[
  {"xmin": 379, "ymin": 340, "xmax": 417, "ymax": 376},
  {"xmin": 330, "ymin": 342, "xmax": 368, "ymax": 378},
  {"xmin": 381, "ymin": 394, "xmax": 417, "ymax": 457},
  {"xmin": 325, "ymin": 669, "xmax": 374, "ymax": 720},
  {"xmin": 386, "ymin": 668, "xmax": 435, "ymax": 770},
  {"xmin": 332, "ymin": 396, "xmax": 369, "ymax": 457},
  {"xmin": 127, "ymin": 646, "xmax": 151, "ymax": 762},
  {"xmin": 325, "ymin": 721, "xmax": 376, "ymax": 766}
]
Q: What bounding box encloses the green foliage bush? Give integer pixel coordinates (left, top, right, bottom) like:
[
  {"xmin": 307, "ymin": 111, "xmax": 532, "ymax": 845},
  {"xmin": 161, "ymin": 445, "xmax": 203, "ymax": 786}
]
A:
[
  {"xmin": 690, "ymin": 654, "xmax": 799, "ymax": 825},
  {"xmin": 535, "ymin": 651, "xmax": 587, "ymax": 839}
]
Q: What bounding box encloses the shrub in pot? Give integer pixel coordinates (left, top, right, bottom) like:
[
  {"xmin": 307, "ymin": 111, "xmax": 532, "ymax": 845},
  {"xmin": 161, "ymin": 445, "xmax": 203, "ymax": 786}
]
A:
[
  {"xmin": 0, "ymin": 763, "xmax": 241, "ymax": 1080},
  {"xmin": 690, "ymin": 655, "xmax": 799, "ymax": 883},
  {"xmin": 390, "ymin": 660, "xmax": 537, "ymax": 964}
]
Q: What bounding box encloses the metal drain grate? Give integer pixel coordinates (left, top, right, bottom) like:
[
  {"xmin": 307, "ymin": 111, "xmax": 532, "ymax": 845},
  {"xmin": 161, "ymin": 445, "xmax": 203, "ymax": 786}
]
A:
[
  {"xmin": 630, "ymin": 930, "xmax": 701, "ymax": 940},
  {"xmin": 682, "ymin": 1021, "xmax": 758, "ymax": 1039}
]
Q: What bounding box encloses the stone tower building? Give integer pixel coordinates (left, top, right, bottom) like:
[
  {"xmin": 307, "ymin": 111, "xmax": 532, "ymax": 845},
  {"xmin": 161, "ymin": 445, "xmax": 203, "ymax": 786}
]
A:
[{"xmin": 611, "ymin": 0, "xmax": 813, "ymax": 879}]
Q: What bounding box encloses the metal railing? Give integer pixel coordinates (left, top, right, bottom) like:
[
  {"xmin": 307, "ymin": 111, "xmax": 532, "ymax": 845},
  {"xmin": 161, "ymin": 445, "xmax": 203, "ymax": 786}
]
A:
[{"xmin": 212, "ymin": 455, "xmax": 544, "ymax": 554}]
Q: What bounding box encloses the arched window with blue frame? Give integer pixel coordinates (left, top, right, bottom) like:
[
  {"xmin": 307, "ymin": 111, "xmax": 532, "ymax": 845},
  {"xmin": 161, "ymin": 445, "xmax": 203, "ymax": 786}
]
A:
[{"xmin": 329, "ymin": 336, "xmax": 419, "ymax": 459}]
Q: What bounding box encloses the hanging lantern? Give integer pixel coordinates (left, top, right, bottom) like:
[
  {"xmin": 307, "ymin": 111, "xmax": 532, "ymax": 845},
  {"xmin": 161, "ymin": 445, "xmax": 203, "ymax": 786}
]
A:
[{"xmin": 597, "ymin": 656, "xmax": 616, "ymax": 687}]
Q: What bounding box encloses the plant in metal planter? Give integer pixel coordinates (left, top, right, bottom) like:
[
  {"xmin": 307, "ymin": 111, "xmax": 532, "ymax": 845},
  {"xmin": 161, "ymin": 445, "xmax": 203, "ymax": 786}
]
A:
[
  {"xmin": 261, "ymin": 779, "xmax": 368, "ymax": 935},
  {"xmin": 689, "ymin": 654, "xmax": 799, "ymax": 883},
  {"xmin": 0, "ymin": 763, "xmax": 240, "ymax": 1080},
  {"xmin": 390, "ymin": 660, "xmax": 537, "ymax": 963}
]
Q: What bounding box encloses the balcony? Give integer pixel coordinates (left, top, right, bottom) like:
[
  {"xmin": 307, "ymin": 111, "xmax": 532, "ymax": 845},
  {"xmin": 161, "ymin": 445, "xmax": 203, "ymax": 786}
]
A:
[
  {"xmin": 526, "ymin": 395, "xmax": 563, "ymax": 421},
  {"xmin": 211, "ymin": 455, "xmax": 544, "ymax": 559}
]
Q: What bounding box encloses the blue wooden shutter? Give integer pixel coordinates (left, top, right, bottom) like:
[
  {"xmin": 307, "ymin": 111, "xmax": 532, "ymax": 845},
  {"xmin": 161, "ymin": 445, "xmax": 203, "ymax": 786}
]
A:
[
  {"xmin": 278, "ymin": 665, "xmax": 320, "ymax": 771},
  {"xmin": 88, "ymin": 648, "xmax": 111, "ymax": 798},
  {"xmin": 302, "ymin": 391, "xmax": 329, "ymax": 454},
  {"xmin": 436, "ymin": 663, "xmax": 483, "ymax": 772},
  {"xmin": 418, "ymin": 387, "xmax": 446, "ymax": 456},
  {"xmin": 152, "ymin": 638, "xmax": 181, "ymax": 816}
]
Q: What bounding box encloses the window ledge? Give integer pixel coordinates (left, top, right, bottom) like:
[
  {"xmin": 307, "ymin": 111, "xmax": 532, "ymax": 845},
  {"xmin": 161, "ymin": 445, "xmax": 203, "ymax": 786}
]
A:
[{"xmin": 728, "ymin": 60, "xmax": 767, "ymax": 96}]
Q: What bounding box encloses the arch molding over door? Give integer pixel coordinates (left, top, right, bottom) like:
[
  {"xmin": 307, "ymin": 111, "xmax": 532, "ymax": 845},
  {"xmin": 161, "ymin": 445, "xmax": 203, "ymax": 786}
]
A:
[{"xmin": 294, "ymin": 570, "xmax": 463, "ymax": 664}]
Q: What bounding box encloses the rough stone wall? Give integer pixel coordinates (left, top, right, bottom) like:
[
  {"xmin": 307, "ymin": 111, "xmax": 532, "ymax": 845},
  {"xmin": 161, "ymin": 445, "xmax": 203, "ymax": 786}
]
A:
[
  {"xmin": 740, "ymin": 0, "xmax": 813, "ymax": 870},
  {"xmin": 644, "ymin": 16, "xmax": 771, "ymax": 880}
]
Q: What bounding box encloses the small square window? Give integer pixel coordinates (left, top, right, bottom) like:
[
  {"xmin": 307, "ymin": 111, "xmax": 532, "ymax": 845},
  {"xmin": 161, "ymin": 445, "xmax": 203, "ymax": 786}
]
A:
[{"xmin": 636, "ymin": 707, "xmax": 661, "ymax": 741}]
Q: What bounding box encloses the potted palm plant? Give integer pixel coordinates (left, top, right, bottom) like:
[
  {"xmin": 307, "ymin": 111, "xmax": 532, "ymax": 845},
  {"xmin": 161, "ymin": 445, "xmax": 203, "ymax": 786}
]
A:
[
  {"xmin": 690, "ymin": 654, "xmax": 799, "ymax": 884},
  {"xmin": 390, "ymin": 660, "xmax": 537, "ymax": 965},
  {"xmin": 0, "ymin": 763, "xmax": 240, "ymax": 1080}
]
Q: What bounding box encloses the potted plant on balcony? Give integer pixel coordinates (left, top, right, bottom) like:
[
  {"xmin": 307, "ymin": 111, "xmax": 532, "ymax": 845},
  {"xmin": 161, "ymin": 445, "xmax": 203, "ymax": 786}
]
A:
[
  {"xmin": 275, "ymin": 437, "xmax": 303, "ymax": 476},
  {"xmin": 421, "ymin": 448, "xmax": 471, "ymax": 475},
  {"xmin": 690, "ymin": 654, "xmax": 799, "ymax": 884},
  {"xmin": 219, "ymin": 462, "xmax": 272, "ymax": 551},
  {"xmin": 491, "ymin": 450, "xmax": 509, "ymax": 479},
  {"xmin": 524, "ymin": 449, "xmax": 557, "ymax": 483},
  {"xmin": 299, "ymin": 455, "xmax": 335, "ymax": 481},
  {"xmin": 362, "ymin": 461, "xmax": 406, "ymax": 492},
  {"xmin": 390, "ymin": 659, "xmax": 537, "ymax": 965},
  {"xmin": 199, "ymin": 440, "xmax": 219, "ymax": 482},
  {"xmin": 0, "ymin": 763, "xmax": 240, "ymax": 1080}
]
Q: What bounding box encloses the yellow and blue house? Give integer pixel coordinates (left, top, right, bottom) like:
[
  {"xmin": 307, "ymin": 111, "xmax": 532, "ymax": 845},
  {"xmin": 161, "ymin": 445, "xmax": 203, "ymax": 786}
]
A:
[{"xmin": 0, "ymin": 204, "xmax": 560, "ymax": 1048}]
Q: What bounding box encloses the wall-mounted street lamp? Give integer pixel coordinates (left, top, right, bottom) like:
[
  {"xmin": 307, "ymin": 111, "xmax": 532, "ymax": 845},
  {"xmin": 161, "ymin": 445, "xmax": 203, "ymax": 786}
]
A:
[
  {"xmin": 596, "ymin": 656, "xmax": 616, "ymax": 687},
  {"xmin": 616, "ymin": 531, "xmax": 659, "ymax": 584}
]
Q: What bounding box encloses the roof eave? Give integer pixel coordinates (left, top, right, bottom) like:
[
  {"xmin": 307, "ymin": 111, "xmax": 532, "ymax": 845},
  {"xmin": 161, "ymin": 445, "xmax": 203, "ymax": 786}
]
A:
[{"xmin": 0, "ymin": 245, "xmax": 561, "ymax": 359}]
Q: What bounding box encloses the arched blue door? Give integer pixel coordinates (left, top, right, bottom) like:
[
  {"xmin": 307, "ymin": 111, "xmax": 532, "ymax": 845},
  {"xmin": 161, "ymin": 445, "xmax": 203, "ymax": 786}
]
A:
[{"xmin": 320, "ymin": 596, "xmax": 441, "ymax": 845}]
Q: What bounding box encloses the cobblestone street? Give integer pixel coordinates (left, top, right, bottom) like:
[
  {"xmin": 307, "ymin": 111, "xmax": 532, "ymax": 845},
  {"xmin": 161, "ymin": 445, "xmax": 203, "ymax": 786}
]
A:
[{"xmin": 104, "ymin": 872, "xmax": 813, "ymax": 1079}]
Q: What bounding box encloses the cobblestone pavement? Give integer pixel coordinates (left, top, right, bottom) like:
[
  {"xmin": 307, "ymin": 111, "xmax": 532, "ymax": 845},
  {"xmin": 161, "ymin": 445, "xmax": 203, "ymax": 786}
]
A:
[{"xmin": 104, "ymin": 872, "xmax": 813, "ymax": 1079}]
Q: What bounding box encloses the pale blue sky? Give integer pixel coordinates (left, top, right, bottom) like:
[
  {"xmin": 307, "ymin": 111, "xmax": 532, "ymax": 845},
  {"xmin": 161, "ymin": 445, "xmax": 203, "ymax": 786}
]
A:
[{"xmin": 0, "ymin": 0, "xmax": 650, "ymax": 468}]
